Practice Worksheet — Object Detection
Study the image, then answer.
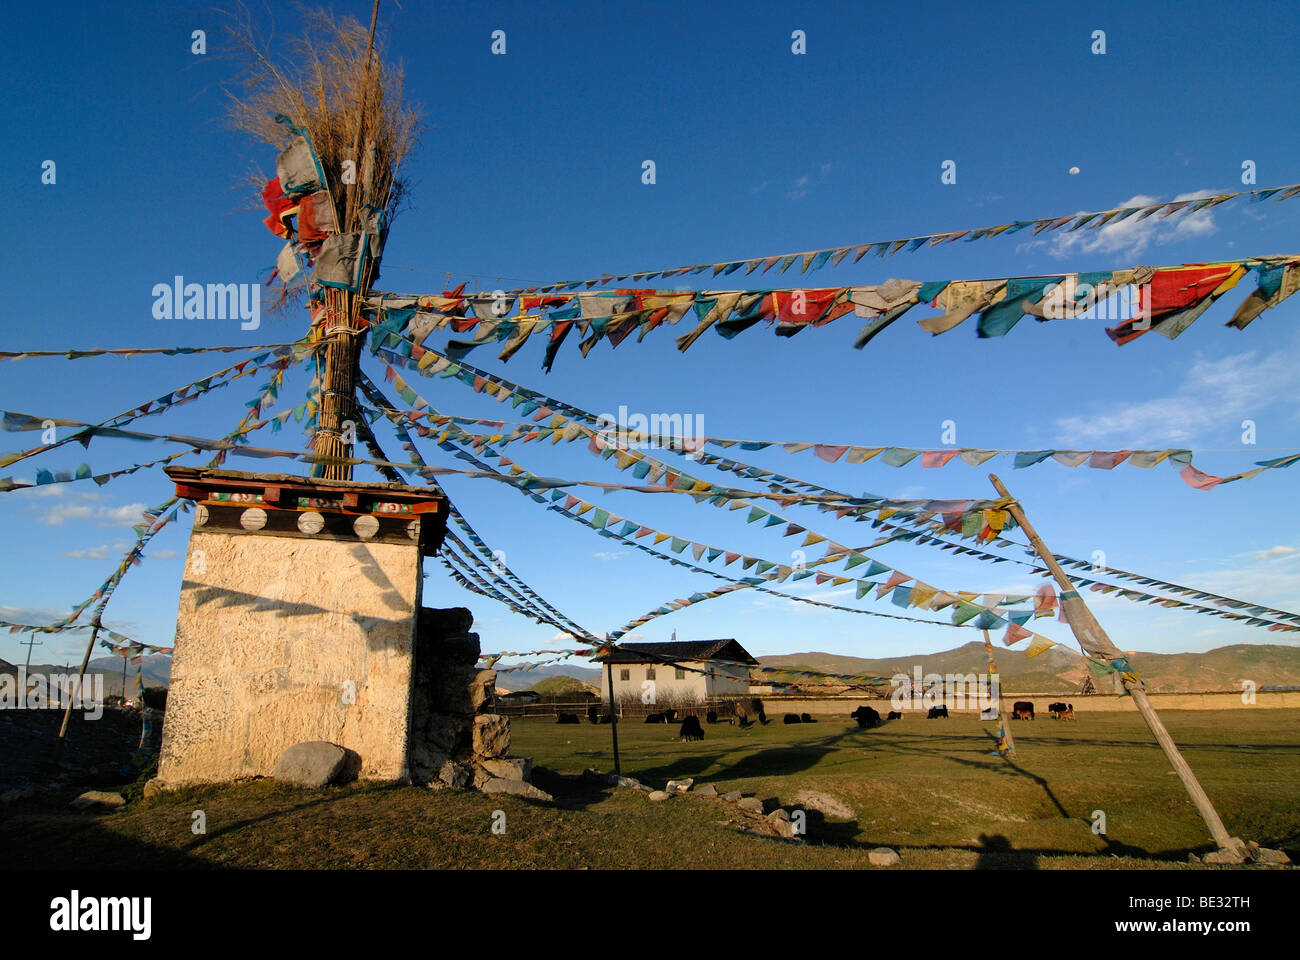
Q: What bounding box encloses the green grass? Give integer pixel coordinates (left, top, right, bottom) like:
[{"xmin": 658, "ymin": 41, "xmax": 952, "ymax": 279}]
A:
[{"xmin": 6, "ymin": 710, "xmax": 1297, "ymax": 870}]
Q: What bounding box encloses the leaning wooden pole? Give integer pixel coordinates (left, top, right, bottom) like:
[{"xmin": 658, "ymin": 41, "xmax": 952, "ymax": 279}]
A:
[
  {"xmin": 53, "ymin": 617, "xmax": 103, "ymax": 763},
  {"xmin": 988, "ymin": 474, "xmax": 1240, "ymax": 857}
]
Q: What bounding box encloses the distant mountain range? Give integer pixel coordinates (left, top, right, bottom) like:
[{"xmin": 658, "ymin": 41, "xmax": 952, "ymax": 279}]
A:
[
  {"xmin": 0, "ymin": 655, "xmax": 172, "ymax": 698},
  {"xmin": 7, "ymin": 641, "xmax": 1294, "ymax": 698},
  {"xmin": 493, "ymin": 663, "xmax": 601, "ymax": 692},
  {"xmin": 760, "ymin": 642, "xmax": 1300, "ymax": 693}
]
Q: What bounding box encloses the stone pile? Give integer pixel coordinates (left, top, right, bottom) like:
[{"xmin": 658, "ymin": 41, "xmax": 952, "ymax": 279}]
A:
[{"xmin": 408, "ymin": 607, "xmax": 547, "ymax": 800}]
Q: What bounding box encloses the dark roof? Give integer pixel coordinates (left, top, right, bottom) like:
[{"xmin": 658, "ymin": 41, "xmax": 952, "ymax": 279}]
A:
[{"xmin": 596, "ymin": 639, "xmax": 757, "ymax": 666}]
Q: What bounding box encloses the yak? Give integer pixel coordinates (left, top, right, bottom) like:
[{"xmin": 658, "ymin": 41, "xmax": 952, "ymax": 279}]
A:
[
  {"xmin": 679, "ymin": 715, "xmax": 705, "ymax": 742},
  {"xmin": 851, "ymin": 705, "xmax": 882, "ymax": 728}
]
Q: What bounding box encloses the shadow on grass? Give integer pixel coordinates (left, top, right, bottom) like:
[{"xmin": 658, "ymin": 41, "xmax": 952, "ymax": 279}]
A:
[{"xmin": 2, "ymin": 809, "xmax": 212, "ymax": 870}]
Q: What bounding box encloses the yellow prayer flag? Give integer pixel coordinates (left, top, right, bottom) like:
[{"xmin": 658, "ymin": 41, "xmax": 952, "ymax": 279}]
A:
[
  {"xmin": 909, "ymin": 585, "xmax": 939, "ymax": 608},
  {"xmin": 1025, "ymin": 634, "xmax": 1055, "ymax": 659}
]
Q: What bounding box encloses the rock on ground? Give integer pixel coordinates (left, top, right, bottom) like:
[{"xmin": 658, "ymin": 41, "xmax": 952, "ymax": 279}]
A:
[
  {"xmin": 472, "ymin": 715, "xmax": 510, "ymax": 759},
  {"xmin": 437, "ymin": 760, "xmax": 472, "ymax": 789},
  {"xmin": 737, "ymin": 797, "xmax": 764, "ymax": 814},
  {"xmin": 70, "ymin": 791, "xmax": 125, "ymax": 810},
  {"xmin": 693, "ymin": 783, "xmax": 718, "ymax": 797},
  {"xmin": 648, "ymin": 790, "xmax": 672, "ymax": 802},
  {"xmin": 791, "ymin": 790, "xmax": 855, "ymax": 820},
  {"xmin": 478, "ymin": 778, "xmax": 552, "ymax": 802},
  {"xmin": 868, "ymin": 847, "xmax": 901, "ymax": 866},
  {"xmin": 479, "ymin": 757, "xmax": 532, "ymax": 782},
  {"xmin": 272, "ymin": 741, "xmax": 348, "ymax": 788},
  {"xmin": 665, "ymin": 778, "xmax": 694, "ymax": 794}
]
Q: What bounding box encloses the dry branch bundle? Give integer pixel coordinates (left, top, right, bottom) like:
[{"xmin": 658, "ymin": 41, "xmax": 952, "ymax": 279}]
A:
[{"xmin": 223, "ymin": 4, "xmax": 420, "ymax": 236}]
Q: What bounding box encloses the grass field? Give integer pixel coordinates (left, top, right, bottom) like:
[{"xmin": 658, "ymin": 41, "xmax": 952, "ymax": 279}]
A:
[{"xmin": 5, "ymin": 709, "xmax": 1297, "ymax": 870}]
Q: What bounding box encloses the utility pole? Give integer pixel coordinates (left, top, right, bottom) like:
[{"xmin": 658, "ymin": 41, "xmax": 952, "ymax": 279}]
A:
[
  {"xmin": 18, "ymin": 635, "xmax": 41, "ymax": 708},
  {"xmin": 19, "ymin": 635, "xmax": 41, "ymax": 672},
  {"xmin": 603, "ymin": 636, "xmax": 621, "ymax": 776},
  {"xmin": 989, "ymin": 474, "xmax": 1241, "ymax": 858}
]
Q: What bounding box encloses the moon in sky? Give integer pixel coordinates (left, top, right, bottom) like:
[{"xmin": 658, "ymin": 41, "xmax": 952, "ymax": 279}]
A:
[{"xmin": 1069, "ymin": 166, "xmax": 1081, "ymax": 175}]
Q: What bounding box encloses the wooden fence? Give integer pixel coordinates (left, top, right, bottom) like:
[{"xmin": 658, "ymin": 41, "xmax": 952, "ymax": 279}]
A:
[{"xmin": 495, "ymin": 697, "xmax": 743, "ymax": 720}]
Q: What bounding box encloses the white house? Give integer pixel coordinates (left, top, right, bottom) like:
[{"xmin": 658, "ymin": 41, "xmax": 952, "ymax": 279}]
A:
[{"xmin": 595, "ymin": 639, "xmax": 757, "ymax": 705}]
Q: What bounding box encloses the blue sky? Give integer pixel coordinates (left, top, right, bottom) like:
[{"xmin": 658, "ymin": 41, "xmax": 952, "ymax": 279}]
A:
[{"xmin": 2, "ymin": 0, "xmax": 1298, "ymax": 668}]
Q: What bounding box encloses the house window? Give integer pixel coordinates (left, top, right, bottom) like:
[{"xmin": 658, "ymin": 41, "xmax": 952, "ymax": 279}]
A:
[
  {"xmin": 675, "ymin": 667, "xmax": 686, "ymax": 680},
  {"xmin": 646, "ymin": 667, "xmax": 656, "ymax": 680},
  {"xmin": 620, "ymin": 669, "xmax": 630, "ymax": 681}
]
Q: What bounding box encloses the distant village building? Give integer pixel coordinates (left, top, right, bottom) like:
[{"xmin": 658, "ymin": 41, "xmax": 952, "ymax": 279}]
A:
[
  {"xmin": 497, "ymin": 690, "xmax": 541, "ymax": 705},
  {"xmin": 596, "ymin": 639, "xmax": 757, "ymax": 704}
]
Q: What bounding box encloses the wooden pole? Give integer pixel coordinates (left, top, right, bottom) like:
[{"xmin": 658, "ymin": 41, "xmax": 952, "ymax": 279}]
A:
[
  {"xmin": 19, "ymin": 635, "xmax": 41, "ymax": 705},
  {"xmin": 20, "ymin": 635, "xmax": 41, "ymax": 673},
  {"xmin": 313, "ymin": 1, "xmax": 381, "ymax": 481},
  {"xmin": 988, "ymin": 473, "xmax": 1240, "ymax": 856},
  {"xmin": 54, "ymin": 618, "xmax": 103, "ymax": 763},
  {"xmin": 981, "ymin": 629, "xmax": 1014, "ymax": 756},
  {"xmin": 604, "ymin": 653, "xmax": 621, "ymax": 776},
  {"xmin": 314, "ymin": 295, "xmax": 362, "ymax": 481}
]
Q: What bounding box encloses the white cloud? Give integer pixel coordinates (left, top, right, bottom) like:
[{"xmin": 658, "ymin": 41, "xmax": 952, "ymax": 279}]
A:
[
  {"xmin": 1051, "ymin": 341, "xmax": 1300, "ymax": 445},
  {"xmin": 30, "ymin": 497, "xmax": 149, "ymax": 528},
  {"xmin": 64, "ymin": 545, "xmax": 110, "ymax": 560},
  {"xmin": 96, "ymin": 503, "xmax": 150, "ymax": 527},
  {"xmin": 1024, "ymin": 190, "xmax": 1223, "ymax": 261},
  {"xmin": 37, "ymin": 503, "xmax": 96, "ymax": 525},
  {"xmin": 592, "ymin": 551, "xmax": 625, "ymax": 562},
  {"xmin": 1256, "ymin": 545, "xmax": 1297, "ymax": 560},
  {"xmin": 152, "ymin": 549, "xmax": 178, "ymax": 560}
]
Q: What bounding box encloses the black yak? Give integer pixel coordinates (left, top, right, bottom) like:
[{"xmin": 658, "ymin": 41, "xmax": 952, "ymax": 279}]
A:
[
  {"xmin": 679, "ymin": 715, "xmax": 705, "ymax": 742},
  {"xmin": 851, "ymin": 705, "xmax": 882, "ymax": 729}
]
